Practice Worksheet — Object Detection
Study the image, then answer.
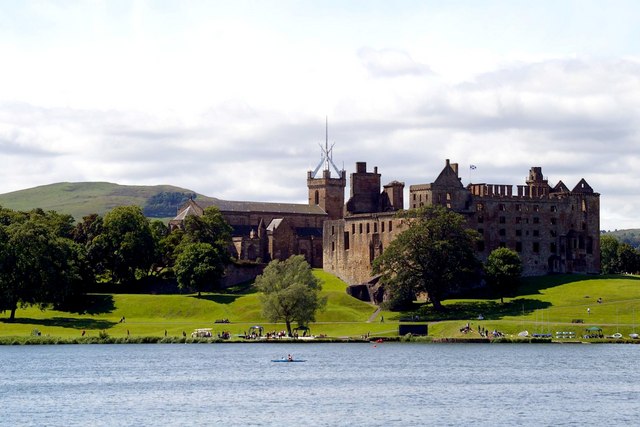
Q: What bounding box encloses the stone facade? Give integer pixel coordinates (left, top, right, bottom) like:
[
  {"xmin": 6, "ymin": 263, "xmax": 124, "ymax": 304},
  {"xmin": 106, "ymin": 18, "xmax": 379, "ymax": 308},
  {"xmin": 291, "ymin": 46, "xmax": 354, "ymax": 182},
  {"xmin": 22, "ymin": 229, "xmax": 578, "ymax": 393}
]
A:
[
  {"xmin": 323, "ymin": 162, "xmax": 406, "ymax": 284},
  {"xmin": 170, "ymin": 166, "xmax": 346, "ymax": 269},
  {"xmin": 324, "ymin": 159, "xmax": 600, "ymax": 285},
  {"xmin": 170, "ymin": 153, "xmax": 600, "ymax": 286}
]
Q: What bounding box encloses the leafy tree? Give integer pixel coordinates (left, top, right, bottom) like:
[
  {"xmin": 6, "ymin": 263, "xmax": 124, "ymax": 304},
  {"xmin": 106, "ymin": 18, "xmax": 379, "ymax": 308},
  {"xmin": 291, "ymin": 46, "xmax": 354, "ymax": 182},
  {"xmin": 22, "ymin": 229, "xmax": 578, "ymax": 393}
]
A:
[
  {"xmin": 29, "ymin": 208, "xmax": 76, "ymax": 238},
  {"xmin": 159, "ymin": 228, "xmax": 185, "ymax": 268},
  {"xmin": 73, "ymin": 213, "xmax": 104, "ymax": 246},
  {"xmin": 143, "ymin": 191, "xmax": 196, "ymax": 217},
  {"xmin": 600, "ymin": 234, "xmax": 620, "ymax": 274},
  {"xmin": 94, "ymin": 206, "xmax": 155, "ymax": 284},
  {"xmin": 373, "ymin": 206, "xmax": 480, "ymax": 311},
  {"xmin": 485, "ymin": 247, "xmax": 522, "ymax": 303},
  {"xmin": 174, "ymin": 206, "xmax": 232, "ymax": 277},
  {"xmin": 174, "ymin": 242, "xmax": 226, "ymax": 293},
  {"xmin": 617, "ymin": 243, "xmax": 640, "ymax": 274},
  {"xmin": 73, "ymin": 213, "xmax": 106, "ymax": 279},
  {"xmin": 0, "ymin": 211, "xmax": 86, "ymax": 320},
  {"xmin": 182, "ymin": 206, "xmax": 232, "ymax": 250},
  {"xmin": 255, "ymin": 255, "xmax": 327, "ymax": 336}
]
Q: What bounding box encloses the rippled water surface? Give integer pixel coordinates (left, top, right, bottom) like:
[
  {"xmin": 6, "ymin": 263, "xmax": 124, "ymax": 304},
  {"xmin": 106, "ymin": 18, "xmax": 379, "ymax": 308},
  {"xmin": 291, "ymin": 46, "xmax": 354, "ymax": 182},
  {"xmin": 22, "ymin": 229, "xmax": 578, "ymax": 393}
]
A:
[{"xmin": 1, "ymin": 343, "xmax": 639, "ymax": 426}]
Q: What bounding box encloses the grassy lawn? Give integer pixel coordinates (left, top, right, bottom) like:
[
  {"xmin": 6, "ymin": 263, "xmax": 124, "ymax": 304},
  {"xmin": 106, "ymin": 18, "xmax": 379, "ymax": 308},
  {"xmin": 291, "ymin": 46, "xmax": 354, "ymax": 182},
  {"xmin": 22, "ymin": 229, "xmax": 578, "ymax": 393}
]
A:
[{"xmin": 2, "ymin": 271, "xmax": 640, "ymax": 341}]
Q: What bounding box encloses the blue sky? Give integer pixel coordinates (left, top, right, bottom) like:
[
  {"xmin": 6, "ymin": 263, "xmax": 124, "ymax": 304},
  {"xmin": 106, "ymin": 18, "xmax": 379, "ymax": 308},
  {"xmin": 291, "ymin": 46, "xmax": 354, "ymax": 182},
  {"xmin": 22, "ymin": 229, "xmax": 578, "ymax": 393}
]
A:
[{"xmin": 1, "ymin": 0, "xmax": 639, "ymax": 230}]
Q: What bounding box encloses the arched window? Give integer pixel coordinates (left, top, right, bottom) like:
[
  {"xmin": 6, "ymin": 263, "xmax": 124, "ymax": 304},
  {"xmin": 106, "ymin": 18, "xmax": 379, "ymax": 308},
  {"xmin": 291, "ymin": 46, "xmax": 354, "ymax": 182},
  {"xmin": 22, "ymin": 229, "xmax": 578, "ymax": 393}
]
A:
[{"xmin": 314, "ymin": 190, "xmax": 320, "ymax": 205}]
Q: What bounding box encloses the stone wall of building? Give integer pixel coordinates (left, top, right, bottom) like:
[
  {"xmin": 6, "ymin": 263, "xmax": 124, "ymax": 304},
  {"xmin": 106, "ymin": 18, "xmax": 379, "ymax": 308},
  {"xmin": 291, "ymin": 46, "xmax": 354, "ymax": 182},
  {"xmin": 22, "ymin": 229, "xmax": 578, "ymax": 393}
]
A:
[
  {"xmin": 221, "ymin": 263, "xmax": 265, "ymax": 288},
  {"xmin": 324, "ymin": 159, "xmax": 601, "ymax": 285},
  {"xmin": 323, "ymin": 213, "xmax": 406, "ymax": 285},
  {"xmin": 307, "ymin": 169, "xmax": 346, "ymax": 220},
  {"xmin": 346, "ymin": 162, "xmax": 382, "ymax": 214}
]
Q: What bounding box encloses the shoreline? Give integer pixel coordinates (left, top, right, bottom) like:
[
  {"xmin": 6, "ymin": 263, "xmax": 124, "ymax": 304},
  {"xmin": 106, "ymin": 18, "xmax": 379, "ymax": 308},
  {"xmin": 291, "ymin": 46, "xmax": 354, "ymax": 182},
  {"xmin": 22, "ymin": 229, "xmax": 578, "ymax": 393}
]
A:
[{"xmin": 2, "ymin": 335, "xmax": 639, "ymax": 345}]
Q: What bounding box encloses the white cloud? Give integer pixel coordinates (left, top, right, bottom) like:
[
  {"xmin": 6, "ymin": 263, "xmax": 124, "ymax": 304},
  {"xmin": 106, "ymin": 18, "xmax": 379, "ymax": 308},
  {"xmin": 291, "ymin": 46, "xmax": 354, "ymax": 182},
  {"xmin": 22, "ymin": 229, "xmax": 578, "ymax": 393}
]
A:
[
  {"xmin": 358, "ymin": 47, "xmax": 432, "ymax": 78},
  {"xmin": 1, "ymin": 2, "xmax": 640, "ymax": 230}
]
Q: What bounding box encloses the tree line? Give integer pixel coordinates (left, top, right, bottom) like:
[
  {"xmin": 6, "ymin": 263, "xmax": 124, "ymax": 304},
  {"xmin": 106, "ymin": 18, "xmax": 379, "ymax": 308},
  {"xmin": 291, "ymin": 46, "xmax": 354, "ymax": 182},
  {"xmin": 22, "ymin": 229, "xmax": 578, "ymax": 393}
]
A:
[
  {"xmin": 600, "ymin": 234, "xmax": 640, "ymax": 274},
  {"xmin": 0, "ymin": 205, "xmax": 232, "ymax": 320}
]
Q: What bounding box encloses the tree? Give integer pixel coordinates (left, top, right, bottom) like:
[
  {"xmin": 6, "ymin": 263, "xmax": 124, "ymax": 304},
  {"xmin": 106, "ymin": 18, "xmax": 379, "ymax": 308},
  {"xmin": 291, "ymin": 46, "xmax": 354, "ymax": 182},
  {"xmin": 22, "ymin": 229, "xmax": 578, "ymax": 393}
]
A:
[
  {"xmin": 255, "ymin": 255, "xmax": 327, "ymax": 336},
  {"xmin": 617, "ymin": 243, "xmax": 640, "ymax": 274},
  {"xmin": 485, "ymin": 247, "xmax": 522, "ymax": 303},
  {"xmin": 182, "ymin": 207, "xmax": 232, "ymax": 250},
  {"xmin": 94, "ymin": 206, "xmax": 155, "ymax": 284},
  {"xmin": 373, "ymin": 206, "xmax": 480, "ymax": 311},
  {"xmin": 0, "ymin": 211, "xmax": 86, "ymax": 320},
  {"xmin": 174, "ymin": 242, "xmax": 226, "ymax": 293},
  {"xmin": 171, "ymin": 206, "xmax": 232, "ymax": 285},
  {"xmin": 600, "ymin": 234, "xmax": 621, "ymax": 274},
  {"xmin": 73, "ymin": 213, "xmax": 106, "ymax": 278}
]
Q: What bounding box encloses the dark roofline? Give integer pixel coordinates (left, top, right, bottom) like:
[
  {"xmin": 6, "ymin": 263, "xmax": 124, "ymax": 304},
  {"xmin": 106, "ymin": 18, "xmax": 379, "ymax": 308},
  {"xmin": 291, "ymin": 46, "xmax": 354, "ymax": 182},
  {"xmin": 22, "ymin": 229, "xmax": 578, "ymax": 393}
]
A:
[{"xmin": 187, "ymin": 199, "xmax": 327, "ymax": 216}]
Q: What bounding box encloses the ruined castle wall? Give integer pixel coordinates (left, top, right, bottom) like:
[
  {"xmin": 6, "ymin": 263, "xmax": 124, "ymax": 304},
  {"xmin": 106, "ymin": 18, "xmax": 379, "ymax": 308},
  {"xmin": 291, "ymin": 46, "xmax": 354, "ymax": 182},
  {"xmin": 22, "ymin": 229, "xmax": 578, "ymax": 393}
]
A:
[
  {"xmin": 466, "ymin": 190, "xmax": 600, "ymax": 276},
  {"xmin": 409, "ymin": 185, "xmax": 472, "ymax": 211},
  {"xmin": 346, "ymin": 162, "xmax": 382, "ymax": 214},
  {"xmin": 323, "ymin": 213, "xmax": 406, "ymax": 284},
  {"xmin": 328, "ymin": 178, "xmax": 600, "ymax": 285}
]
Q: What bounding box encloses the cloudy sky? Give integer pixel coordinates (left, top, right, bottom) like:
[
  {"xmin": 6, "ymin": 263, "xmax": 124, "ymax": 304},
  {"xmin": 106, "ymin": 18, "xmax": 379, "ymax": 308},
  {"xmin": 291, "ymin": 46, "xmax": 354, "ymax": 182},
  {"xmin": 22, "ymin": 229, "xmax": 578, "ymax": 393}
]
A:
[{"xmin": 1, "ymin": 1, "xmax": 639, "ymax": 230}]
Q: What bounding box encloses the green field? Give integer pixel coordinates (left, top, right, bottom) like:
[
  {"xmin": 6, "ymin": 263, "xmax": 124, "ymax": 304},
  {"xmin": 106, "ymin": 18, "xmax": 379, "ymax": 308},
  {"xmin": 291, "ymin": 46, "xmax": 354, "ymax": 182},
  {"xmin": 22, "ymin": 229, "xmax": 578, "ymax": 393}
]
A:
[{"xmin": 2, "ymin": 271, "xmax": 640, "ymax": 342}]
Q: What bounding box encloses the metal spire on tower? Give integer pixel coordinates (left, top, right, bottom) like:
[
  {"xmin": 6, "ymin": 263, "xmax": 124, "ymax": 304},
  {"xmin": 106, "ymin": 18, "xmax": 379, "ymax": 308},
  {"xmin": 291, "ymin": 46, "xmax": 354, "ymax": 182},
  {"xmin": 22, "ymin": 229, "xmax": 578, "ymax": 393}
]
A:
[{"xmin": 311, "ymin": 117, "xmax": 342, "ymax": 178}]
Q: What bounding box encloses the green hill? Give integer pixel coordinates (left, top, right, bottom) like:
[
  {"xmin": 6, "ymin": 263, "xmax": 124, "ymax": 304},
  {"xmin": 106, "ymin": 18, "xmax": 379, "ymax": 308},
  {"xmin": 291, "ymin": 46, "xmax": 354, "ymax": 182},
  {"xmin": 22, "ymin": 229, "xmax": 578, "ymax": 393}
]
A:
[
  {"xmin": 0, "ymin": 182, "xmax": 219, "ymax": 221},
  {"xmin": 604, "ymin": 229, "xmax": 640, "ymax": 249}
]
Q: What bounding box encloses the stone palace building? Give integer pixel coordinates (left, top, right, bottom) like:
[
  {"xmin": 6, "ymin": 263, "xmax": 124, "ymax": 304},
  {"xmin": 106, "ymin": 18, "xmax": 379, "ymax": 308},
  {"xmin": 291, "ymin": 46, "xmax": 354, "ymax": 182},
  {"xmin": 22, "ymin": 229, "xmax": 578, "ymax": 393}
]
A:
[{"xmin": 171, "ymin": 150, "xmax": 600, "ymax": 287}]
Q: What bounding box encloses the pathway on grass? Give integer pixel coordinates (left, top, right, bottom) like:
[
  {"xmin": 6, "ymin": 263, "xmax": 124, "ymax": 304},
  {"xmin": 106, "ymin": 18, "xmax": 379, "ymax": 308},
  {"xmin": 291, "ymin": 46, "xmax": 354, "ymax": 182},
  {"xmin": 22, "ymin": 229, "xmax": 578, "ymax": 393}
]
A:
[{"xmin": 367, "ymin": 307, "xmax": 381, "ymax": 323}]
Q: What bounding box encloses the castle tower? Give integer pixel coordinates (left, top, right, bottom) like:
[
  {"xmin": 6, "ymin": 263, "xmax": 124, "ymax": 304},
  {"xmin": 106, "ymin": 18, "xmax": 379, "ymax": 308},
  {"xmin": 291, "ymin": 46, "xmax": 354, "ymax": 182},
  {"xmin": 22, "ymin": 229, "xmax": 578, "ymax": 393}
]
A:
[
  {"xmin": 308, "ymin": 169, "xmax": 346, "ymax": 220},
  {"xmin": 382, "ymin": 180, "xmax": 405, "ymax": 211},
  {"xmin": 526, "ymin": 167, "xmax": 550, "ymax": 198},
  {"xmin": 307, "ymin": 119, "xmax": 346, "ymax": 220},
  {"xmin": 345, "ymin": 162, "xmax": 381, "ymax": 215}
]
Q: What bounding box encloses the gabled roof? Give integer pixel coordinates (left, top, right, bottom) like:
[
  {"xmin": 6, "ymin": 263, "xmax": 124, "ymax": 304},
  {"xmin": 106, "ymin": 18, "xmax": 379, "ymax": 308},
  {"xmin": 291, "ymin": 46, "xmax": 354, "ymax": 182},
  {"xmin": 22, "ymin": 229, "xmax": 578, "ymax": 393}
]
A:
[
  {"xmin": 266, "ymin": 218, "xmax": 284, "ymax": 232},
  {"xmin": 552, "ymin": 180, "xmax": 570, "ymax": 193},
  {"xmin": 173, "ymin": 204, "xmax": 199, "ymax": 220},
  {"xmin": 432, "ymin": 160, "xmax": 464, "ymax": 189},
  {"xmin": 572, "ymin": 179, "xmax": 594, "ymax": 194}
]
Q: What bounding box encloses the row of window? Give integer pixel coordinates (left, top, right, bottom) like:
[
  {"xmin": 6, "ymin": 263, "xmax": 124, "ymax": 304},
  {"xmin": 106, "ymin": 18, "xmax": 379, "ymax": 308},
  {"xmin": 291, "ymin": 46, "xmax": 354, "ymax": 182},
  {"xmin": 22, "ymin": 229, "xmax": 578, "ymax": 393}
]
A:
[
  {"xmin": 411, "ymin": 192, "xmax": 453, "ymax": 202},
  {"xmin": 479, "ymin": 228, "xmax": 556, "ymax": 237},
  {"xmin": 478, "ymin": 201, "xmax": 587, "ymax": 213},
  {"xmin": 478, "ymin": 238, "xmax": 593, "ymax": 254},
  {"xmin": 478, "ymin": 216, "xmax": 560, "ymax": 226},
  {"xmin": 330, "ymin": 221, "xmax": 394, "ymax": 237}
]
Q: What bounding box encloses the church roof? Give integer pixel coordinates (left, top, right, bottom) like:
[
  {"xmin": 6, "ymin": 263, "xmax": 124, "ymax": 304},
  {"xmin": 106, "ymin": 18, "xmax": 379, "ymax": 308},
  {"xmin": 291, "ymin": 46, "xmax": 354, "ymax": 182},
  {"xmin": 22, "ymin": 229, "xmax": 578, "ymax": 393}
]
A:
[
  {"xmin": 266, "ymin": 218, "xmax": 284, "ymax": 232},
  {"xmin": 191, "ymin": 199, "xmax": 327, "ymax": 216},
  {"xmin": 173, "ymin": 204, "xmax": 198, "ymax": 220}
]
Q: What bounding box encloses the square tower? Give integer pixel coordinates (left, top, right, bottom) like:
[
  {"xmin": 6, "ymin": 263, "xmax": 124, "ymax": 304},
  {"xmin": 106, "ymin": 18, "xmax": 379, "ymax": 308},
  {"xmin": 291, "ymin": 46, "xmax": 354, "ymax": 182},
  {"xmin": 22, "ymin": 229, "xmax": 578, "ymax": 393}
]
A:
[{"xmin": 308, "ymin": 169, "xmax": 346, "ymax": 220}]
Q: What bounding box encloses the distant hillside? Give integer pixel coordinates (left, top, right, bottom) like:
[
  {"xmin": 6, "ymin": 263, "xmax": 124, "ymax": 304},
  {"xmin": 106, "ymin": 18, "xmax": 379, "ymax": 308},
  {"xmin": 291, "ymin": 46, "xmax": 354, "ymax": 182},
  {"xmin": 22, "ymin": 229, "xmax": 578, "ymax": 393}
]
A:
[
  {"xmin": 603, "ymin": 229, "xmax": 640, "ymax": 249},
  {"xmin": 0, "ymin": 182, "xmax": 218, "ymax": 221}
]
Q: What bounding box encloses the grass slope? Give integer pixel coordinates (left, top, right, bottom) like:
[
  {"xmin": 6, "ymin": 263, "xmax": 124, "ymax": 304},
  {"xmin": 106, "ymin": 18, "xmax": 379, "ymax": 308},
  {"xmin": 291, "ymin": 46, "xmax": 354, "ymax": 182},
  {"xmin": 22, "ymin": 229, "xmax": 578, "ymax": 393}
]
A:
[
  {"xmin": 0, "ymin": 270, "xmax": 382, "ymax": 339},
  {"xmin": 3, "ymin": 272, "xmax": 640, "ymax": 341},
  {"xmin": 0, "ymin": 182, "xmax": 217, "ymax": 220}
]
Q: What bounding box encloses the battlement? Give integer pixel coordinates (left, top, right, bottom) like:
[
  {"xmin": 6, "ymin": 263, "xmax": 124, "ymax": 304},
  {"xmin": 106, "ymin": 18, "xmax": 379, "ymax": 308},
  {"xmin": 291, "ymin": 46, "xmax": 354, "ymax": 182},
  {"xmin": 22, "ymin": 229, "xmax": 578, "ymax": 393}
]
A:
[{"xmin": 468, "ymin": 183, "xmax": 553, "ymax": 199}]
